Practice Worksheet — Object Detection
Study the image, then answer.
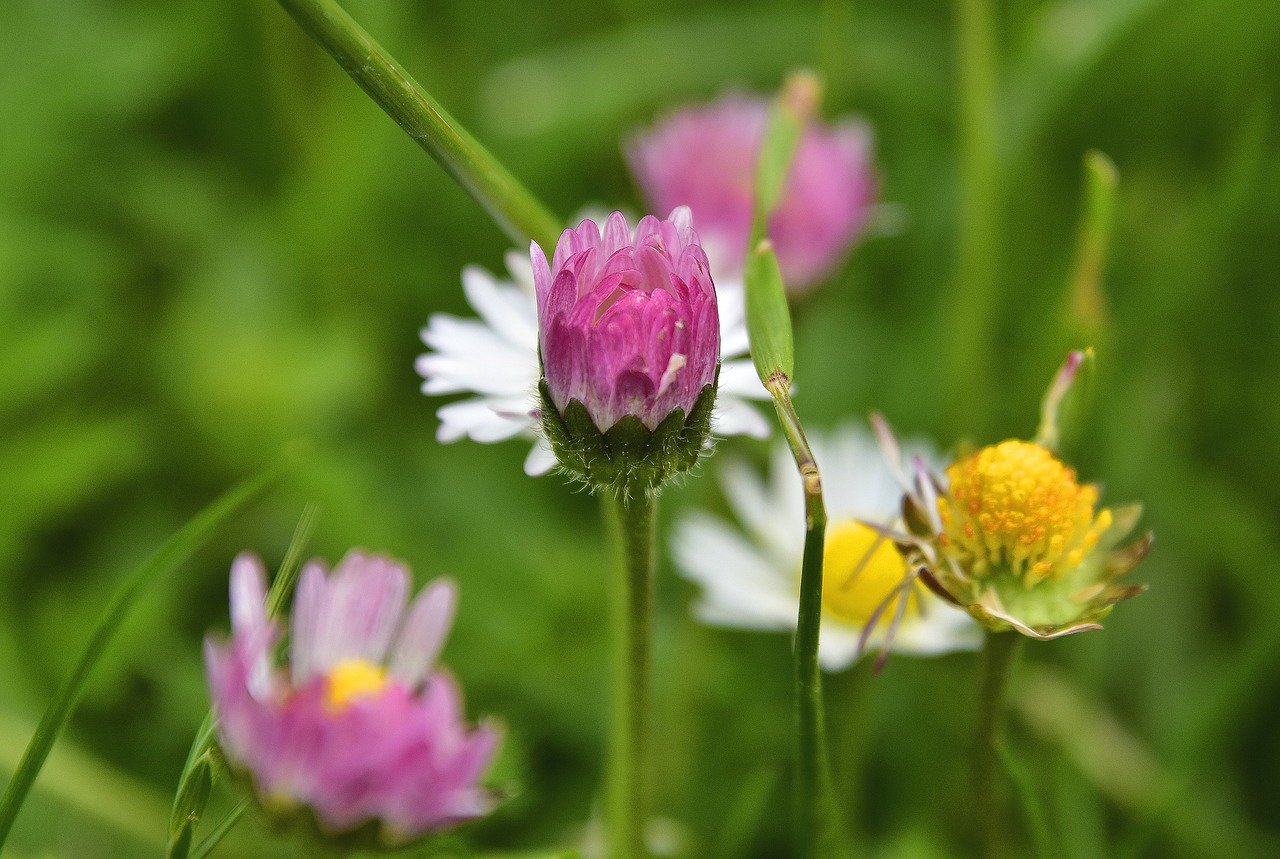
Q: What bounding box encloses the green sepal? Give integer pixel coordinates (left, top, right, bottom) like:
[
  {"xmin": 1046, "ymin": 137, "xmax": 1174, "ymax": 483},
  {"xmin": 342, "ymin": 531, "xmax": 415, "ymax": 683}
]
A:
[
  {"xmin": 539, "ymin": 373, "xmax": 718, "ymax": 495},
  {"xmin": 1035, "ymin": 348, "xmax": 1095, "ymax": 453}
]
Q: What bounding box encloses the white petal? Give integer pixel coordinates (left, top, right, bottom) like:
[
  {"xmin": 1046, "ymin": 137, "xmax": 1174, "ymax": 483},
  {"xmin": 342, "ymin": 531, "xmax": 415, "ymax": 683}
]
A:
[
  {"xmin": 711, "ymin": 396, "xmax": 772, "ymax": 440},
  {"xmin": 523, "ymin": 436, "xmax": 558, "ymax": 476},
  {"xmin": 460, "ymin": 265, "xmax": 539, "ymax": 350},
  {"xmin": 887, "ymin": 601, "xmax": 983, "ymax": 656},
  {"xmin": 693, "ymin": 591, "xmax": 797, "ymax": 631},
  {"xmin": 717, "ymin": 360, "xmax": 771, "ymax": 400},
  {"xmin": 436, "ymin": 397, "xmax": 538, "ymax": 443},
  {"xmin": 417, "ymin": 315, "xmax": 537, "ymax": 397},
  {"xmin": 815, "ymin": 623, "xmax": 868, "ymax": 672},
  {"xmin": 671, "ymin": 514, "xmax": 799, "ymax": 631},
  {"xmin": 714, "ymin": 279, "xmax": 751, "ymax": 358},
  {"xmin": 502, "ymin": 249, "xmax": 537, "ymax": 293}
]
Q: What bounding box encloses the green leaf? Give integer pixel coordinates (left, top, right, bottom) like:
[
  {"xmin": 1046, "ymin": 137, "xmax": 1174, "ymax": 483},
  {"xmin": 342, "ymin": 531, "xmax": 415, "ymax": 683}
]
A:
[
  {"xmin": 167, "ymin": 503, "xmax": 319, "ymax": 859},
  {"xmin": 0, "ymin": 459, "xmax": 291, "ymax": 852},
  {"xmin": 187, "ymin": 801, "xmax": 248, "ymax": 859},
  {"xmin": 744, "ymin": 238, "xmax": 795, "ymax": 386},
  {"xmin": 749, "ymin": 71, "xmax": 820, "ymax": 246},
  {"xmin": 1066, "ymin": 150, "xmax": 1120, "ymax": 337},
  {"xmin": 743, "ymin": 73, "xmax": 818, "ymax": 388}
]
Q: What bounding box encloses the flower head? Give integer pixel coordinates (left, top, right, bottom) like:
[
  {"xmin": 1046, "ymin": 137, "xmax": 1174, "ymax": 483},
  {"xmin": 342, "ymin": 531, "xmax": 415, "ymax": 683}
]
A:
[
  {"xmin": 874, "ymin": 359, "xmax": 1153, "ymax": 640},
  {"xmin": 204, "ymin": 551, "xmax": 500, "ymax": 847},
  {"xmin": 626, "ymin": 93, "xmax": 877, "ymax": 291},
  {"xmin": 416, "ymin": 250, "xmax": 770, "ymax": 478},
  {"xmin": 532, "ymin": 208, "xmax": 724, "ymax": 493},
  {"xmin": 673, "ymin": 424, "xmax": 980, "ymax": 670},
  {"xmin": 533, "ymin": 208, "xmax": 718, "ymax": 433}
]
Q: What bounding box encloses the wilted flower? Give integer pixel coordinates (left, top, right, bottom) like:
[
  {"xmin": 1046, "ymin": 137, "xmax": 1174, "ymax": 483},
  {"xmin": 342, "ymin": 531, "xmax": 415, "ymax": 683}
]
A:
[
  {"xmin": 204, "ymin": 551, "xmax": 500, "ymax": 847},
  {"xmin": 533, "ymin": 208, "xmax": 723, "ymax": 493},
  {"xmin": 416, "ymin": 251, "xmax": 770, "ymax": 478},
  {"xmin": 626, "ymin": 93, "xmax": 877, "ymax": 291},
  {"xmin": 874, "ymin": 358, "xmax": 1153, "ymax": 640},
  {"xmin": 673, "ymin": 424, "xmax": 980, "ymax": 670}
]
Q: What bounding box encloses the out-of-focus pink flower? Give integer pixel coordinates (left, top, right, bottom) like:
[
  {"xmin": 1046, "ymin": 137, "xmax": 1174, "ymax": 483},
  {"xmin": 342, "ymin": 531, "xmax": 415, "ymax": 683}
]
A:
[
  {"xmin": 626, "ymin": 94, "xmax": 877, "ymax": 291},
  {"xmin": 205, "ymin": 551, "xmax": 499, "ymax": 845},
  {"xmin": 532, "ymin": 207, "xmax": 719, "ymax": 434}
]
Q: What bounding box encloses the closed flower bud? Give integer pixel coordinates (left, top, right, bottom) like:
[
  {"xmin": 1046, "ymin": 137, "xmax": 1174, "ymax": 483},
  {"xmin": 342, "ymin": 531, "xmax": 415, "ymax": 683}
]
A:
[{"xmin": 533, "ymin": 208, "xmax": 720, "ymax": 494}]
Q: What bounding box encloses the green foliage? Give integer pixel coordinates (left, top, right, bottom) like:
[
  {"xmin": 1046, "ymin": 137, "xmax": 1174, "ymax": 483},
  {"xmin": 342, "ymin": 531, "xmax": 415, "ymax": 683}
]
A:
[{"xmin": 2, "ymin": 0, "xmax": 1279, "ymax": 856}]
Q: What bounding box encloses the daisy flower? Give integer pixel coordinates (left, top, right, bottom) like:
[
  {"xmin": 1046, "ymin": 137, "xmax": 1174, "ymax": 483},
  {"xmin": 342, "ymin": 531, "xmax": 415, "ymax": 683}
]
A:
[
  {"xmin": 416, "ymin": 247, "xmax": 771, "ymax": 477},
  {"xmin": 672, "ymin": 423, "xmax": 980, "ymax": 671},
  {"xmin": 204, "ymin": 551, "xmax": 500, "ymax": 847},
  {"xmin": 876, "ymin": 354, "xmax": 1152, "ymax": 640},
  {"xmin": 626, "ymin": 92, "xmax": 877, "ymax": 293}
]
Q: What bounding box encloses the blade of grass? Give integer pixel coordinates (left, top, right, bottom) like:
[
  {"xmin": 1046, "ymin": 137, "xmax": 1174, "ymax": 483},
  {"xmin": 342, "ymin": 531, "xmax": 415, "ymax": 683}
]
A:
[
  {"xmin": 168, "ymin": 503, "xmax": 319, "ymax": 859},
  {"xmin": 0, "ymin": 457, "xmax": 291, "ymax": 850}
]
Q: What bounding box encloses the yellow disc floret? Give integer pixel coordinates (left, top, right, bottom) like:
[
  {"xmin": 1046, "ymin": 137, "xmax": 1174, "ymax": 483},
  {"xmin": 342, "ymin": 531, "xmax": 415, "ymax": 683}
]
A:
[
  {"xmin": 937, "ymin": 440, "xmax": 1112, "ymax": 585},
  {"xmin": 325, "ymin": 658, "xmax": 389, "ymax": 712},
  {"xmin": 821, "ymin": 520, "xmax": 918, "ymax": 625}
]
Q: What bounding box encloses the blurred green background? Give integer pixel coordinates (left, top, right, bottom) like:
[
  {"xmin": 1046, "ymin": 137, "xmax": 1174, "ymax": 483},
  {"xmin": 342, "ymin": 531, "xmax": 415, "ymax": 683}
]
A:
[{"xmin": 2, "ymin": 0, "xmax": 1278, "ymax": 856}]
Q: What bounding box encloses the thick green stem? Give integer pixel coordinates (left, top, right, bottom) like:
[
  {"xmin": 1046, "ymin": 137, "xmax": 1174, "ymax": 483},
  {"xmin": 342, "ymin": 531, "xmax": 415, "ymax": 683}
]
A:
[
  {"xmin": 607, "ymin": 490, "xmax": 657, "ymax": 859},
  {"xmin": 947, "ymin": 0, "xmax": 1001, "ymax": 430},
  {"xmin": 274, "ymin": 0, "xmax": 562, "ymax": 251},
  {"xmin": 975, "ymin": 630, "xmax": 1024, "ymax": 856}
]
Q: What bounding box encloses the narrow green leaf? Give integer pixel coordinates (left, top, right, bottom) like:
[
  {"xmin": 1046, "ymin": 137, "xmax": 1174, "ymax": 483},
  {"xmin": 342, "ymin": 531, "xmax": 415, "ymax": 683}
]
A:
[
  {"xmin": 188, "ymin": 801, "xmax": 248, "ymax": 859},
  {"xmin": 1066, "ymin": 150, "xmax": 1120, "ymax": 335},
  {"xmin": 744, "ymin": 73, "xmax": 817, "ymax": 388},
  {"xmin": 0, "ymin": 460, "xmax": 289, "ymax": 851},
  {"xmin": 275, "ymin": 0, "xmax": 562, "ymax": 251},
  {"xmin": 744, "ymin": 239, "xmax": 795, "ymax": 386},
  {"xmin": 750, "ymin": 71, "xmax": 820, "ymax": 246},
  {"xmin": 168, "ymin": 755, "xmax": 213, "ymax": 843},
  {"xmin": 167, "ymin": 503, "xmax": 319, "ymax": 859}
]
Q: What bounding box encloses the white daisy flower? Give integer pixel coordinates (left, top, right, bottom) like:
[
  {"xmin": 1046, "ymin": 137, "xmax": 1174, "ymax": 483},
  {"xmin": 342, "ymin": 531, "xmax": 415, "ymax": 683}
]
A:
[
  {"xmin": 672, "ymin": 422, "xmax": 981, "ymax": 671},
  {"xmin": 415, "ymin": 250, "xmax": 772, "ymax": 477}
]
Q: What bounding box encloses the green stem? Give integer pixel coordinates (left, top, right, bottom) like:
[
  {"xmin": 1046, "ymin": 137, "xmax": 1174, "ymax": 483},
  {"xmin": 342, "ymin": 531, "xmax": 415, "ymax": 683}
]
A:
[
  {"xmin": 767, "ymin": 387, "xmax": 837, "ymax": 858},
  {"xmin": 975, "ymin": 630, "xmax": 1024, "ymax": 856},
  {"xmin": 0, "ymin": 464, "xmax": 286, "ymax": 851},
  {"xmin": 274, "ymin": 0, "xmax": 562, "ymax": 251},
  {"xmin": 607, "ymin": 490, "xmax": 657, "ymax": 859},
  {"xmin": 947, "ymin": 0, "xmax": 1001, "ymax": 430}
]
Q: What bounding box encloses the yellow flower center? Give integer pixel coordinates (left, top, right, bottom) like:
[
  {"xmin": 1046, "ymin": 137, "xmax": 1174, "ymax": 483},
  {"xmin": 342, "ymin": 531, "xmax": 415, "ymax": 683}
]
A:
[
  {"xmin": 820, "ymin": 520, "xmax": 917, "ymax": 625},
  {"xmin": 324, "ymin": 658, "xmax": 389, "ymax": 712},
  {"xmin": 937, "ymin": 440, "xmax": 1112, "ymax": 584}
]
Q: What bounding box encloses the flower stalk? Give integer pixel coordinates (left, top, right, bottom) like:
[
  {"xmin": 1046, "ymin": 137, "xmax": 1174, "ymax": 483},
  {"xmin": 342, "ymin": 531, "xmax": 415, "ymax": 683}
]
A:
[
  {"xmin": 274, "ymin": 0, "xmax": 562, "ymax": 251},
  {"xmin": 974, "ymin": 630, "xmax": 1024, "ymax": 855},
  {"xmin": 606, "ymin": 490, "xmax": 657, "ymax": 859},
  {"xmin": 743, "ymin": 76, "xmax": 842, "ymax": 857},
  {"xmin": 772, "ymin": 383, "xmax": 837, "ymax": 858}
]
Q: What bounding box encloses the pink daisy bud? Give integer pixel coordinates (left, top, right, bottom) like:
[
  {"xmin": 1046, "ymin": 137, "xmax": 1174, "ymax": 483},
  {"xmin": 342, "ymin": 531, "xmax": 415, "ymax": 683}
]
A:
[
  {"xmin": 532, "ymin": 208, "xmax": 720, "ymax": 492},
  {"xmin": 626, "ymin": 93, "xmax": 877, "ymax": 291},
  {"xmin": 204, "ymin": 551, "xmax": 500, "ymax": 848},
  {"xmin": 533, "ymin": 208, "xmax": 719, "ymax": 435}
]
